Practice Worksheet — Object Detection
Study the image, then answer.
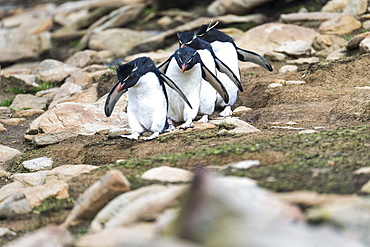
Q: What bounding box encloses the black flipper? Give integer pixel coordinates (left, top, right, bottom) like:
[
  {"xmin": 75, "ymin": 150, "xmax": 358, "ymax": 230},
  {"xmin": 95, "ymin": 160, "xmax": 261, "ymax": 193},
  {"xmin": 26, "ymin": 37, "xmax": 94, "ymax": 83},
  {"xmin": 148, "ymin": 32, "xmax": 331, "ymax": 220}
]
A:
[
  {"xmin": 157, "ymin": 56, "xmax": 171, "ymax": 73},
  {"xmin": 104, "ymin": 81, "xmax": 128, "ymax": 117},
  {"xmin": 236, "ymin": 47, "xmax": 273, "ymax": 72},
  {"xmin": 158, "ymin": 72, "xmax": 193, "ymax": 110},
  {"xmin": 200, "ymin": 63, "xmax": 229, "ymax": 104},
  {"xmin": 214, "ymin": 57, "xmax": 243, "ymax": 92}
]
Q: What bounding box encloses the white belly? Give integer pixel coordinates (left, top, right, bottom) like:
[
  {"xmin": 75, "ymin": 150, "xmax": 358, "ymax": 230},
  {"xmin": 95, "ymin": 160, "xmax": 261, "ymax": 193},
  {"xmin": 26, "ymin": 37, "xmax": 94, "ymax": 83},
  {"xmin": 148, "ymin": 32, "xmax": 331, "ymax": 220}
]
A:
[
  {"xmin": 127, "ymin": 72, "xmax": 167, "ymax": 133},
  {"xmin": 165, "ymin": 60, "xmax": 201, "ymax": 122},
  {"xmin": 211, "ymin": 41, "xmax": 240, "ymax": 81}
]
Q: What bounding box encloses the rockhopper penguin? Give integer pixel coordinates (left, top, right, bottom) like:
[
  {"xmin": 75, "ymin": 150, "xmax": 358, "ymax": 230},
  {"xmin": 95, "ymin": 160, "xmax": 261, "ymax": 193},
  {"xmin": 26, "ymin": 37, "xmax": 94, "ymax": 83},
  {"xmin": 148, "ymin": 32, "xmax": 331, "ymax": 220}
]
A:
[
  {"xmin": 105, "ymin": 57, "xmax": 192, "ymax": 140},
  {"xmin": 196, "ymin": 21, "xmax": 273, "ymax": 116},
  {"xmin": 159, "ymin": 46, "xmax": 229, "ymax": 129}
]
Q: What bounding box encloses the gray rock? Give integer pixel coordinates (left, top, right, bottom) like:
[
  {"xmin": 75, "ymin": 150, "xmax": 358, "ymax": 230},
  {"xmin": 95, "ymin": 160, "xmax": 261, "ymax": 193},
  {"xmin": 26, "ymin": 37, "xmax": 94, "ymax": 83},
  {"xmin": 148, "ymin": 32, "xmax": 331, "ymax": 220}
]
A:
[
  {"xmin": 274, "ymin": 40, "xmax": 311, "ymax": 56},
  {"xmin": 48, "ymin": 81, "xmax": 83, "ymax": 109},
  {"xmin": 141, "ymin": 166, "xmax": 194, "ymax": 183},
  {"xmin": 22, "ymin": 157, "xmax": 53, "ymax": 172},
  {"xmin": 9, "ymin": 94, "xmax": 47, "ymax": 111},
  {"xmin": 236, "ymin": 23, "xmax": 319, "ymax": 57},
  {"xmin": 6, "ymin": 225, "xmax": 73, "ymax": 247},
  {"xmin": 88, "ymin": 28, "xmax": 156, "ymax": 58},
  {"xmin": 0, "ymin": 181, "xmax": 25, "ymax": 203},
  {"xmin": 32, "ymin": 128, "xmax": 80, "ymax": 146},
  {"xmin": 66, "ymin": 50, "xmax": 113, "ymax": 68},
  {"xmin": 35, "ymin": 59, "xmax": 79, "ymax": 85},
  {"xmin": 29, "ymin": 101, "xmax": 128, "ymax": 136},
  {"xmin": 0, "ymin": 193, "xmax": 32, "ymax": 218},
  {"xmin": 0, "ymin": 30, "xmax": 51, "ymax": 64}
]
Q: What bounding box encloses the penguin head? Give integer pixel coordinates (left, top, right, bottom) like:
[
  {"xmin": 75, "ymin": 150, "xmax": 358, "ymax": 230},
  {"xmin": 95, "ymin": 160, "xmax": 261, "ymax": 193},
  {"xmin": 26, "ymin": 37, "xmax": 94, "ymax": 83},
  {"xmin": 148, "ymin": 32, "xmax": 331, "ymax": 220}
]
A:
[
  {"xmin": 174, "ymin": 47, "xmax": 200, "ymax": 73},
  {"xmin": 115, "ymin": 60, "xmax": 141, "ymax": 92},
  {"xmin": 177, "ymin": 32, "xmax": 197, "ymax": 48},
  {"xmin": 196, "ymin": 20, "xmax": 219, "ymax": 38}
]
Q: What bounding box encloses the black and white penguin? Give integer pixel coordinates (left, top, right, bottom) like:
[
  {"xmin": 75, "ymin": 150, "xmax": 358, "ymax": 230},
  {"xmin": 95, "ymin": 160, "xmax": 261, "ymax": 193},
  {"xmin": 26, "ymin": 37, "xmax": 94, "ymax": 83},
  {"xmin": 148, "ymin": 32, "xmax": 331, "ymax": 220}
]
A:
[
  {"xmin": 196, "ymin": 21, "xmax": 273, "ymax": 72},
  {"xmin": 196, "ymin": 21, "xmax": 273, "ymax": 116},
  {"xmin": 105, "ymin": 57, "xmax": 192, "ymax": 140},
  {"xmin": 178, "ymin": 32, "xmax": 243, "ymax": 118},
  {"xmin": 159, "ymin": 46, "xmax": 229, "ymax": 129}
]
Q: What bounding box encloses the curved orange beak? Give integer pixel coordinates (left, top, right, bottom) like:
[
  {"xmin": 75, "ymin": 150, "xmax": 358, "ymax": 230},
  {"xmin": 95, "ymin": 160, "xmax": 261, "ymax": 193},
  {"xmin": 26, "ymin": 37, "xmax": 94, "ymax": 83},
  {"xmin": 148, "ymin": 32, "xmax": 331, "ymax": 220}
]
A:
[{"xmin": 181, "ymin": 64, "xmax": 187, "ymax": 73}]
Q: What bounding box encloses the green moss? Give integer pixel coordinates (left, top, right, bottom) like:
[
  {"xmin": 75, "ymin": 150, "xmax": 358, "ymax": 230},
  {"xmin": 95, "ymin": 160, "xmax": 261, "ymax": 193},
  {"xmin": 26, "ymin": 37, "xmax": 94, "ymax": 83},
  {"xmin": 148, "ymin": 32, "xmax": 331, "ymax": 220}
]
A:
[
  {"xmin": 0, "ymin": 98, "xmax": 13, "ymax": 107},
  {"xmin": 226, "ymin": 125, "xmax": 370, "ymax": 194},
  {"xmin": 33, "ymin": 196, "xmax": 75, "ymax": 214}
]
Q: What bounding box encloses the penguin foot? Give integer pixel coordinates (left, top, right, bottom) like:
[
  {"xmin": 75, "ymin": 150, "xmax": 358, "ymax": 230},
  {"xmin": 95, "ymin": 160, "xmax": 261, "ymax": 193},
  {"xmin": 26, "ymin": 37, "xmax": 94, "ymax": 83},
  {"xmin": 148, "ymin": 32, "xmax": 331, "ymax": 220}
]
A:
[
  {"xmin": 197, "ymin": 114, "xmax": 209, "ymax": 124},
  {"xmin": 144, "ymin": 132, "xmax": 159, "ymax": 141},
  {"xmin": 219, "ymin": 106, "xmax": 233, "ymax": 117},
  {"xmin": 120, "ymin": 132, "xmax": 140, "ymax": 140},
  {"xmin": 165, "ymin": 118, "xmax": 176, "ymax": 132},
  {"xmin": 179, "ymin": 121, "xmax": 194, "ymax": 130}
]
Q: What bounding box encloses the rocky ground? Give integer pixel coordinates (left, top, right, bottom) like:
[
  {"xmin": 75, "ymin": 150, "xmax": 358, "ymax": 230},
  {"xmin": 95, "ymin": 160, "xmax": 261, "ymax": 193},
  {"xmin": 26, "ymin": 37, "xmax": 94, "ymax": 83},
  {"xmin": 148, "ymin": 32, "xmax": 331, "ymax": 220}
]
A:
[{"xmin": 0, "ymin": 0, "xmax": 370, "ymax": 246}]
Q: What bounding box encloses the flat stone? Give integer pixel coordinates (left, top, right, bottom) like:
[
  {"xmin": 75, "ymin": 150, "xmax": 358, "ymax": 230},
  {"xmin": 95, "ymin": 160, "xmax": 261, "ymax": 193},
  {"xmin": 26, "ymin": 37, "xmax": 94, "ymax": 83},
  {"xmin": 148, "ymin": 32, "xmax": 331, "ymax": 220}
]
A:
[
  {"xmin": 319, "ymin": 15, "xmax": 362, "ymax": 35},
  {"xmin": 298, "ymin": 129, "xmax": 319, "ymax": 134},
  {"xmin": 287, "ymin": 57, "xmax": 320, "ymax": 65},
  {"xmin": 32, "ymin": 101, "xmax": 128, "ymax": 136},
  {"xmin": 228, "ymin": 160, "xmax": 261, "ymax": 171},
  {"xmin": 12, "ymin": 109, "xmax": 45, "ymax": 118},
  {"xmin": 10, "ymin": 94, "xmax": 48, "ymax": 110},
  {"xmin": 280, "ymin": 12, "xmax": 346, "ymax": 23},
  {"xmin": 35, "ymin": 59, "xmax": 79, "ymax": 84},
  {"xmin": 274, "ymin": 40, "xmax": 311, "ymax": 56},
  {"xmin": 0, "ymin": 118, "xmax": 26, "ymax": 126},
  {"xmin": 232, "ymin": 106, "xmax": 252, "ymax": 116},
  {"xmin": 236, "ymin": 23, "xmax": 319, "ymax": 57},
  {"xmin": 268, "ymin": 82, "xmax": 283, "ymax": 88},
  {"xmin": 279, "ymin": 65, "xmax": 298, "ymax": 73},
  {"xmin": 210, "ymin": 117, "xmax": 260, "ymax": 134},
  {"xmin": 32, "ymin": 128, "xmax": 80, "ymax": 146},
  {"xmin": 11, "ymin": 172, "xmax": 48, "ymax": 186},
  {"xmin": 141, "ymin": 166, "xmax": 193, "ymax": 183},
  {"xmin": 23, "ymin": 180, "xmax": 69, "ymax": 207},
  {"xmin": 22, "ymin": 157, "xmax": 53, "ymax": 172}
]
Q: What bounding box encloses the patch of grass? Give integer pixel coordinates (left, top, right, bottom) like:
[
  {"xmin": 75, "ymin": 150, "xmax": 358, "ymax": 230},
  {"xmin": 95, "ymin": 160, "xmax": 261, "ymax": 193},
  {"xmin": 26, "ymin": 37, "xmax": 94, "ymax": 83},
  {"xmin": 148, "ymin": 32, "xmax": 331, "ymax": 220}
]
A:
[
  {"xmin": 8, "ymin": 87, "xmax": 26, "ymax": 94},
  {"xmin": 32, "ymin": 83, "xmax": 54, "ymax": 93},
  {"xmin": 33, "ymin": 196, "xmax": 75, "ymax": 214},
  {"xmin": 0, "ymin": 98, "xmax": 13, "ymax": 107},
  {"xmin": 226, "ymin": 125, "xmax": 370, "ymax": 194}
]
